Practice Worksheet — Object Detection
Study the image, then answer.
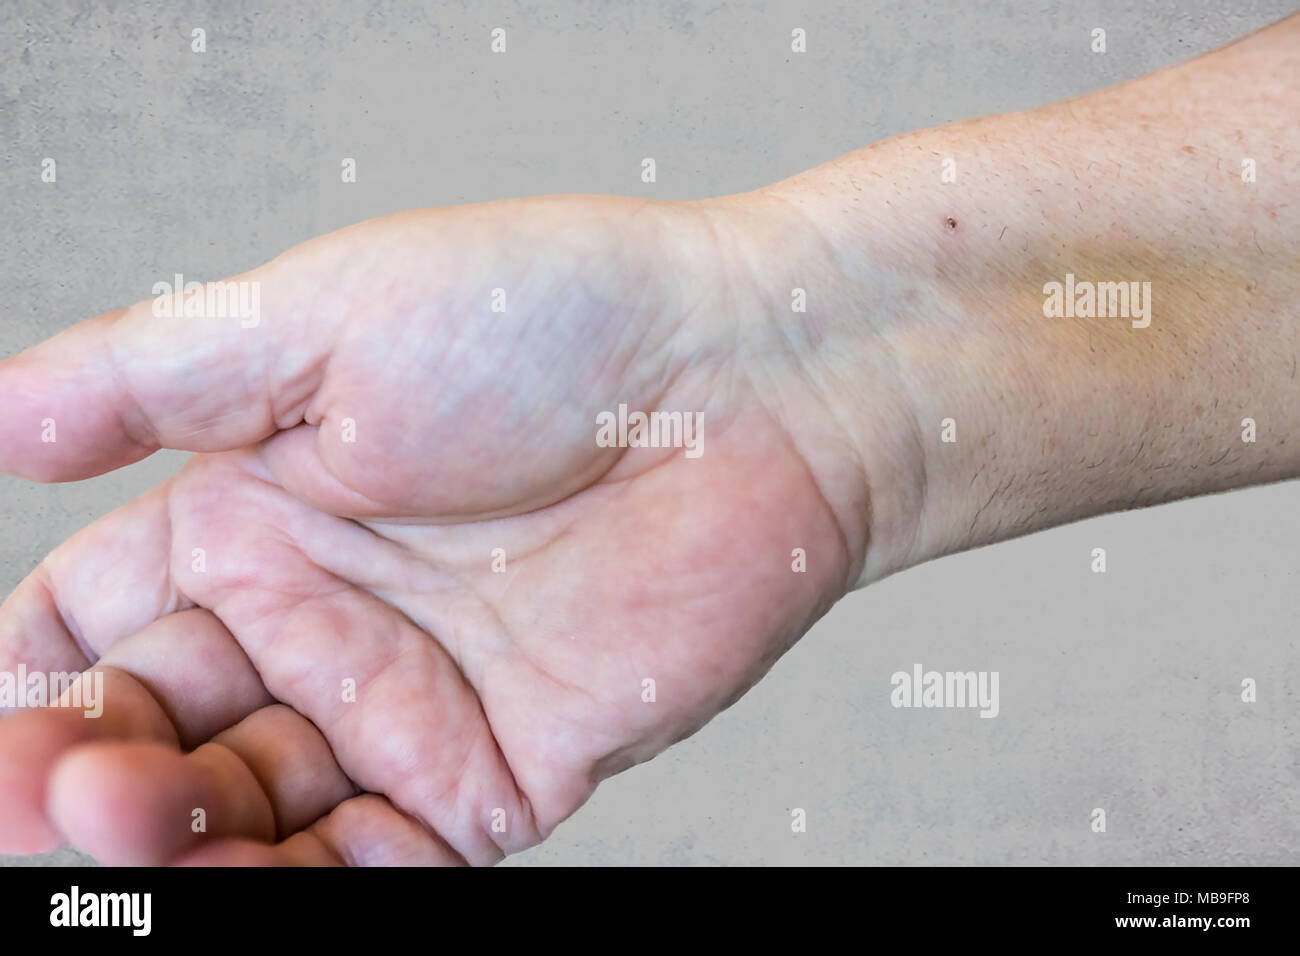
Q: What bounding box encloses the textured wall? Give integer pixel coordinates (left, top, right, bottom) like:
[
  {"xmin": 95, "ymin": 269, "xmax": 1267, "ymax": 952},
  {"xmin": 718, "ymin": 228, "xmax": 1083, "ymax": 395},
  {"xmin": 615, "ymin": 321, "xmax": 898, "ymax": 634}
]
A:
[{"xmin": 2, "ymin": 0, "xmax": 1296, "ymax": 866}]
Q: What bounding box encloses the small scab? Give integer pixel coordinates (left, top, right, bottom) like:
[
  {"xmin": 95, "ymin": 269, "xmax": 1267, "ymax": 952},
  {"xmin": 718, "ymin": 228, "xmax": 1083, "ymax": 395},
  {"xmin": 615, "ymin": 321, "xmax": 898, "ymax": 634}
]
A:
[{"xmin": 945, "ymin": 217, "xmax": 958, "ymax": 231}]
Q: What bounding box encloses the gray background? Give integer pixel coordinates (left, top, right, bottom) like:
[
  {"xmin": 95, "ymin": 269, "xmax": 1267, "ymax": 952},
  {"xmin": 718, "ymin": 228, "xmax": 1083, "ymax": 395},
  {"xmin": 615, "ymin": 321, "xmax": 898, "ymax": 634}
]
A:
[{"xmin": 2, "ymin": 0, "xmax": 1296, "ymax": 866}]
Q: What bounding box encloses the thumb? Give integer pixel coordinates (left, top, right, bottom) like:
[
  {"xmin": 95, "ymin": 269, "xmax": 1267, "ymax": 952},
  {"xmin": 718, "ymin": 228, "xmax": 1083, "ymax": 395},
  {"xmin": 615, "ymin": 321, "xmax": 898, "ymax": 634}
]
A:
[{"xmin": 0, "ymin": 262, "xmax": 330, "ymax": 482}]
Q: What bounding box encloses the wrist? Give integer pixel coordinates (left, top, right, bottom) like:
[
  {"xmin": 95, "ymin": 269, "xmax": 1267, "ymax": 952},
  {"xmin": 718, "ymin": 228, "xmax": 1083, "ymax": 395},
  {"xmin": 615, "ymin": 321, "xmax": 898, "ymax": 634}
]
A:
[
  {"xmin": 743, "ymin": 93, "xmax": 1300, "ymax": 586},
  {"xmin": 696, "ymin": 187, "xmax": 931, "ymax": 591}
]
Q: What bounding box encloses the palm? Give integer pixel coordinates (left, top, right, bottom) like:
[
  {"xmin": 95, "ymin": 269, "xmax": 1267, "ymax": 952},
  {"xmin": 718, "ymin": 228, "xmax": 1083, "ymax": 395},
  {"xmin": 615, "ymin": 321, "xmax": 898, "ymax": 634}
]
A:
[{"xmin": 0, "ymin": 195, "xmax": 853, "ymax": 864}]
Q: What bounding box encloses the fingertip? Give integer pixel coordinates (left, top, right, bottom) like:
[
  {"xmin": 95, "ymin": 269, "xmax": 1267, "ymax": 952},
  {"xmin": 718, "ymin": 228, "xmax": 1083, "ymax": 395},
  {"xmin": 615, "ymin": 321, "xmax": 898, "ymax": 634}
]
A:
[
  {"xmin": 0, "ymin": 326, "xmax": 155, "ymax": 482},
  {"xmin": 0, "ymin": 754, "xmax": 64, "ymax": 853},
  {"xmin": 46, "ymin": 741, "xmax": 191, "ymax": 866},
  {"xmin": 0, "ymin": 711, "xmax": 85, "ymax": 853},
  {"xmin": 47, "ymin": 738, "xmax": 279, "ymax": 866}
]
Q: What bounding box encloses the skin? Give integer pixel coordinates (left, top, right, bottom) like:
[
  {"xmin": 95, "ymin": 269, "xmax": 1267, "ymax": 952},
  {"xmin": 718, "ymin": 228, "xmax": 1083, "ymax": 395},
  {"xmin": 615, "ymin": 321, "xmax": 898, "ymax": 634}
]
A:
[{"xmin": 0, "ymin": 14, "xmax": 1296, "ymax": 866}]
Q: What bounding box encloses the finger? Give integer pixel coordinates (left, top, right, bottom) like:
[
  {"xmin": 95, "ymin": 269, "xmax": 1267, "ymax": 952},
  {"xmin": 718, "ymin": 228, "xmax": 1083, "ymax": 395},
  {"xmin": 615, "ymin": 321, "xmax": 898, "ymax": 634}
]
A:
[
  {"xmin": 174, "ymin": 457, "xmax": 542, "ymax": 864},
  {"xmin": 0, "ymin": 609, "xmax": 270, "ymax": 854},
  {"xmin": 47, "ymin": 740, "xmax": 275, "ymax": 866},
  {"xmin": 46, "ymin": 704, "xmax": 356, "ymax": 866},
  {"xmin": 0, "ymin": 669, "xmax": 174, "ymax": 854},
  {"xmin": 308, "ymin": 793, "xmax": 466, "ymax": 866},
  {"xmin": 213, "ymin": 704, "xmax": 356, "ymax": 835},
  {"xmin": 0, "ymin": 255, "xmax": 335, "ymax": 482},
  {"xmin": 170, "ymin": 833, "xmax": 341, "ymax": 866},
  {"xmin": 210, "ymin": 581, "xmax": 538, "ymax": 865},
  {"xmin": 0, "ymin": 483, "xmax": 184, "ymax": 691},
  {"xmin": 97, "ymin": 609, "xmax": 272, "ymax": 749},
  {"xmin": 171, "ymin": 832, "xmax": 340, "ymax": 868},
  {"xmin": 172, "ymin": 794, "xmax": 467, "ymax": 867}
]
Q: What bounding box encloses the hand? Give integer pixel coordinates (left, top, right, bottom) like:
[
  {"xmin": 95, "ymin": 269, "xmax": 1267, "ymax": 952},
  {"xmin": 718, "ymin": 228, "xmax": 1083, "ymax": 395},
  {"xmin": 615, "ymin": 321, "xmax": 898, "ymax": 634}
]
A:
[
  {"xmin": 4, "ymin": 12, "xmax": 1296, "ymax": 866},
  {"xmin": 0, "ymin": 194, "xmax": 877, "ymax": 864}
]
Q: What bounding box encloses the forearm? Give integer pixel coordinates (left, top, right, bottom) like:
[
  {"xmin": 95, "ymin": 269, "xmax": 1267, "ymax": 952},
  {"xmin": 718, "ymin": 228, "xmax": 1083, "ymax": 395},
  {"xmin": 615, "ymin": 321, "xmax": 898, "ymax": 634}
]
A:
[{"xmin": 745, "ymin": 14, "xmax": 1300, "ymax": 586}]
